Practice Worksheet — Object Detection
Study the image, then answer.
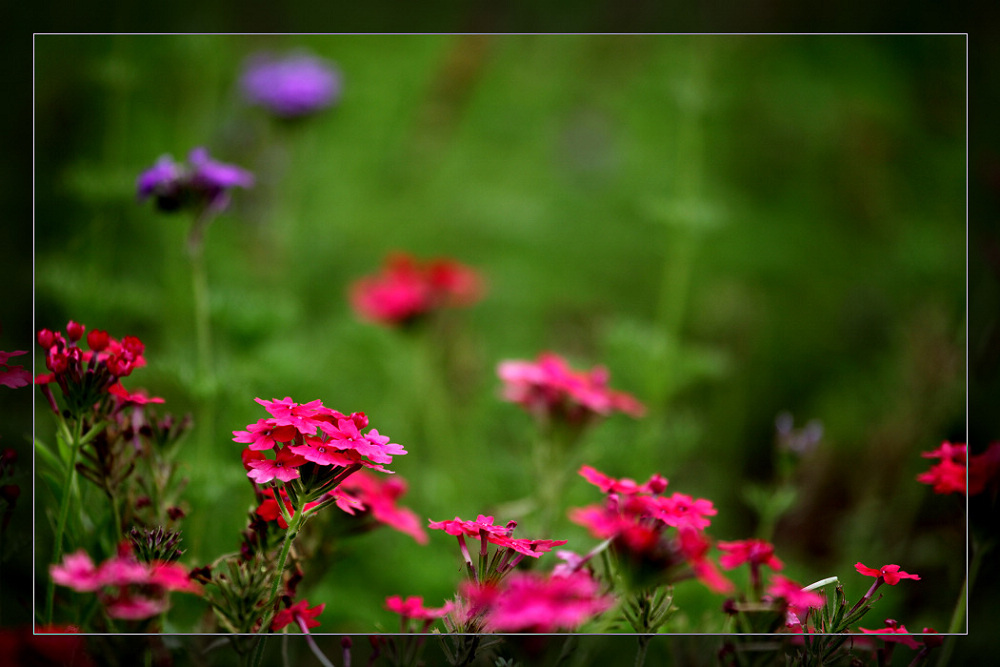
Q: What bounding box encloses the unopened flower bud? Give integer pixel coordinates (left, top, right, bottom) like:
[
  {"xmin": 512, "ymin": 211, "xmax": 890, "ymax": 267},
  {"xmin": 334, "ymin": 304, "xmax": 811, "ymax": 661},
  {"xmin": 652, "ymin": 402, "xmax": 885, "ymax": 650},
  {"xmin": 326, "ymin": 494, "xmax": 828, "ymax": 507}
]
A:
[
  {"xmin": 87, "ymin": 329, "xmax": 110, "ymax": 352},
  {"xmin": 66, "ymin": 321, "xmax": 85, "ymax": 342}
]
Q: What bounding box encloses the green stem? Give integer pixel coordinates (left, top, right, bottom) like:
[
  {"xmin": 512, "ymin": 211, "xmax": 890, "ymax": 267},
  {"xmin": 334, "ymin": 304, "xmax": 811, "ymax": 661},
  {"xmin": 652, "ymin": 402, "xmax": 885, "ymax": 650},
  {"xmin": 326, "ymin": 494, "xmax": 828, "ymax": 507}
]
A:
[
  {"xmin": 45, "ymin": 416, "xmax": 84, "ymax": 625},
  {"xmin": 189, "ymin": 234, "xmax": 215, "ymax": 396},
  {"xmin": 634, "ymin": 634, "xmax": 652, "ymax": 667},
  {"xmin": 937, "ymin": 538, "xmax": 990, "ymax": 667}
]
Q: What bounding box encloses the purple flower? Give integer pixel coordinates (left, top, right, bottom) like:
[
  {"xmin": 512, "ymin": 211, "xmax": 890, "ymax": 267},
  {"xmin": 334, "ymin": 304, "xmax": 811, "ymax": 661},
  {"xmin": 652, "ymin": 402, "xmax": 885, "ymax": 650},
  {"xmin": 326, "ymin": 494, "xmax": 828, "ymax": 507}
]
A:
[
  {"xmin": 136, "ymin": 147, "xmax": 254, "ymax": 213},
  {"xmin": 240, "ymin": 51, "xmax": 342, "ymax": 118}
]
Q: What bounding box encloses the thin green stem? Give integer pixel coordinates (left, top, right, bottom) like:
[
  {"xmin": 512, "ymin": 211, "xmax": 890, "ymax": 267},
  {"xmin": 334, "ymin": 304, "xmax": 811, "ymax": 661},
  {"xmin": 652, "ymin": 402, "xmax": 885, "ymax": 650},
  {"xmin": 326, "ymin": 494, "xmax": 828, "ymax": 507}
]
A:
[
  {"xmin": 45, "ymin": 416, "xmax": 83, "ymax": 625},
  {"xmin": 189, "ymin": 236, "xmax": 215, "ymax": 396},
  {"xmin": 937, "ymin": 538, "xmax": 990, "ymax": 667}
]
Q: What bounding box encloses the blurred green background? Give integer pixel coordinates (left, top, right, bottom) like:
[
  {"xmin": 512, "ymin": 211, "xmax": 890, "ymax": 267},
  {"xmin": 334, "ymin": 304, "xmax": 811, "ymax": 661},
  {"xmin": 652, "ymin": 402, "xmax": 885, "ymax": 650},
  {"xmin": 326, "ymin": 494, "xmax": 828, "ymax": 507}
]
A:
[{"xmin": 13, "ymin": 32, "xmax": 980, "ymax": 659}]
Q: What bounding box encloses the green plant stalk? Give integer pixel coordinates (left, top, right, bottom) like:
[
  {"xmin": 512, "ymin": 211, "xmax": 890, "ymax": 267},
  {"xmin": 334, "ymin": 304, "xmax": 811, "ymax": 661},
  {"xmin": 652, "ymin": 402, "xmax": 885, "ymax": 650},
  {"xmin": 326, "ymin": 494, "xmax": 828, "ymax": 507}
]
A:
[
  {"xmin": 937, "ymin": 538, "xmax": 990, "ymax": 667},
  {"xmin": 45, "ymin": 415, "xmax": 84, "ymax": 625}
]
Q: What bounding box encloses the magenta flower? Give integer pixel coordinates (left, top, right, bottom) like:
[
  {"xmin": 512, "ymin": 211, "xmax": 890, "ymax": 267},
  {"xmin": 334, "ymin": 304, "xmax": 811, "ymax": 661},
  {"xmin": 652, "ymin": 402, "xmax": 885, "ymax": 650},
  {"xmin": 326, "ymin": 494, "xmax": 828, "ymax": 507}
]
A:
[
  {"xmin": 246, "ymin": 446, "xmax": 308, "ymax": 484},
  {"xmin": 859, "ymin": 619, "xmax": 922, "ymax": 650},
  {"xmin": 240, "ymin": 51, "xmax": 342, "ymax": 118},
  {"xmin": 349, "ymin": 252, "xmax": 485, "ymax": 326},
  {"xmin": 107, "ymin": 383, "xmax": 165, "ymax": 407},
  {"xmin": 855, "ymin": 562, "xmax": 920, "ymax": 586},
  {"xmin": 0, "ymin": 350, "xmax": 31, "ymax": 389},
  {"xmin": 50, "ymin": 545, "xmax": 201, "ymax": 621},
  {"xmin": 334, "ymin": 471, "xmax": 428, "ymax": 544},
  {"xmin": 579, "ymin": 465, "xmax": 668, "ymax": 495},
  {"xmin": 271, "ymin": 599, "xmax": 325, "ymax": 631},
  {"xmin": 653, "ymin": 492, "xmax": 718, "ymax": 531},
  {"xmin": 766, "ymin": 575, "xmax": 825, "ymax": 623},
  {"xmin": 428, "ymin": 514, "xmax": 515, "ymax": 542},
  {"xmin": 462, "ymin": 570, "xmax": 614, "ymax": 632},
  {"xmin": 385, "ymin": 595, "xmax": 453, "ymax": 621},
  {"xmin": 717, "ymin": 538, "xmax": 784, "ymax": 572},
  {"xmin": 917, "ymin": 441, "xmax": 1000, "ymax": 496},
  {"xmin": 498, "ymin": 352, "xmax": 644, "ymax": 425},
  {"xmin": 233, "ymin": 418, "xmax": 299, "ymax": 451},
  {"xmin": 288, "ymin": 435, "xmax": 359, "ymax": 467}
]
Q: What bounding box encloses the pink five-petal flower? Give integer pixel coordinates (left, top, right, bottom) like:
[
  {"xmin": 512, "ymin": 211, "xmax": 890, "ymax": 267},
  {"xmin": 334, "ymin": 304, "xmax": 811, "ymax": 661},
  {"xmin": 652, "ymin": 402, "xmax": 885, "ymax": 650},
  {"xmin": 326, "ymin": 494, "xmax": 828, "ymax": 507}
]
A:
[
  {"xmin": 107, "ymin": 383, "xmax": 165, "ymax": 406},
  {"xmin": 288, "ymin": 434, "xmax": 360, "ymax": 467},
  {"xmin": 766, "ymin": 575, "xmax": 826, "ymax": 622},
  {"xmin": 233, "ymin": 419, "xmax": 298, "ymax": 452},
  {"xmin": 246, "ymin": 447, "xmax": 308, "ymax": 484},
  {"xmin": 428, "ymin": 514, "xmax": 514, "ymax": 541},
  {"xmin": 578, "ymin": 465, "xmax": 668, "ymax": 495},
  {"xmin": 271, "ymin": 600, "xmax": 325, "ymax": 631},
  {"xmin": 385, "ymin": 595, "xmax": 453, "ymax": 621},
  {"xmin": 336, "ymin": 472, "xmax": 428, "ymax": 544},
  {"xmin": 717, "ymin": 538, "xmax": 784, "ymax": 572},
  {"xmin": 50, "ymin": 550, "xmax": 105, "ymax": 592},
  {"xmin": 859, "ymin": 620, "xmax": 922, "ymax": 650},
  {"xmin": 469, "ymin": 570, "xmax": 614, "ymax": 633},
  {"xmin": 855, "ymin": 562, "xmax": 920, "ymax": 585},
  {"xmin": 654, "ymin": 493, "xmax": 717, "ymax": 531},
  {"xmin": 255, "ymin": 397, "xmax": 335, "ymax": 437}
]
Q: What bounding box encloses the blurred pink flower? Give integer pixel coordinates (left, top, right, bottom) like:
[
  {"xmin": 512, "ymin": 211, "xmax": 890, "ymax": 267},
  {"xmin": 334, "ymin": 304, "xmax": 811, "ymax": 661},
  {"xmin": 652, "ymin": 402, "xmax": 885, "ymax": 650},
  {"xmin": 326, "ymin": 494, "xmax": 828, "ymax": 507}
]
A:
[
  {"xmin": 385, "ymin": 595, "xmax": 453, "ymax": 620},
  {"xmin": 579, "ymin": 465, "xmax": 667, "ymax": 495},
  {"xmin": 335, "ymin": 471, "xmax": 427, "ymax": 544},
  {"xmin": 859, "ymin": 619, "xmax": 922, "ymax": 650},
  {"xmin": 462, "ymin": 570, "xmax": 614, "ymax": 632},
  {"xmin": 0, "ymin": 350, "xmax": 30, "ymax": 389},
  {"xmin": 498, "ymin": 352, "xmax": 644, "ymax": 425},
  {"xmin": 717, "ymin": 538, "xmax": 784, "ymax": 572},
  {"xmin": 766, "ymin": 575, "xmax": 825, "ymax": 623}
]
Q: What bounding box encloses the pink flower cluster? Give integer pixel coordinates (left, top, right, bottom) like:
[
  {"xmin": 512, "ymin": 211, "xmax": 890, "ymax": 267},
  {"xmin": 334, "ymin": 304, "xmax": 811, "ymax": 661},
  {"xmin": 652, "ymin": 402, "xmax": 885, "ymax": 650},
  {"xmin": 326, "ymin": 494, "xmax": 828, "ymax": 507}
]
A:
[
  {"xmin": 497, "ymin": 352, "xmax": 644, "ymax": 425},
  {"xmin": 569, "ymin": 465, "xmax": 732, "ymax": 593},
  {"xmin": 50, "ymin": 544, "xmax": 201, "ymax": 620},
  {"xmin": 460, "ymin": 568, "xmax": 614, "ymax": 632},
  {"xmin": 428, "ymin": 514, "xmax": 567, "ymax": 565},
  {"xmin": 349, "ymin": 252, "xmax": 484, "ymax": 326},
  {"xmin": 257, "ymin": 470, "xmax": 427, "ymax": 543},
  {"xmin": 236, "ymin": 397, "xmax": 406, "ymax": 485},
  {"xmin": 917, "ymin": 441, "xmax": 1000, "ymax": 496},
  {"xmin": 35, "ymin": 321, "xmax": 149, "ymax": 416}
]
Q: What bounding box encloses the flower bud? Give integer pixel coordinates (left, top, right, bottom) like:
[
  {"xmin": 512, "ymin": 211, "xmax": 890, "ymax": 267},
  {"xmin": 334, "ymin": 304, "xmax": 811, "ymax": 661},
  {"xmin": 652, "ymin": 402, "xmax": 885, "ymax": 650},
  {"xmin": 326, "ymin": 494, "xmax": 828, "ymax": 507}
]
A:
[
  {"xmin": 66, "ymin": 321, "xmax": 85, "ymax": 342},
  {"xmin": 87, "ymin": 329, "xmax": 110, "ymax": 352}
]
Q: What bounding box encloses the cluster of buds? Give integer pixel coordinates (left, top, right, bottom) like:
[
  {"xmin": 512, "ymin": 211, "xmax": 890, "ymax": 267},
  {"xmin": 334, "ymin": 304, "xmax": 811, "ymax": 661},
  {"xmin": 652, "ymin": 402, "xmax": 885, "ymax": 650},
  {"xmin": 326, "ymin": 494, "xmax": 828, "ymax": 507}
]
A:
[
  {"xmin": 497, "ymin": 352, "xmax": 644, "ymax": 427},
  {"xmin": 50, "ymin": 542, "xmax": 201, "ymax": 623},
  {"xmin": 569, "ymin": 465, "xmax": 732, "ymax": 594},
  {"xmin": 36, "ymin": 322, "xmax": 146, "ymax": 419},
  {"xmin": 349, "ymin": 252, "xmax": 485, "ymax": 327}
]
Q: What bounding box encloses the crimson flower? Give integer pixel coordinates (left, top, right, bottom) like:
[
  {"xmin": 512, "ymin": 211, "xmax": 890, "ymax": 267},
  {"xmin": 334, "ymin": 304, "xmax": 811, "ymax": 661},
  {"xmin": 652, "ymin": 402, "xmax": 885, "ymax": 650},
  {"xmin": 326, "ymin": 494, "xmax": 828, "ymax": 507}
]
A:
[
  {"xmin": 271, "ymin": 599, "xmax": 324, "ymax": 632},
  {"xmin": 579, "ymin": 465, "xmax": 668, "ymax": 495},
  {"xmin": 246, "ymin": 446, "xmax": 308, "ymax": 484},
  {"xmin": 765, "ymin": 575, "xmax": 825, "ymax": 624},
  {"xmin": 461, "ymin": 570, "xmax": 614, "ymax": 632},
  {"xmin": 349, "ymin": 252, "xmax": 484, "ymax": 326},
  {"xmin": 854, "ymin": 563, "xmax": 920, "ymax": 585},
  {"xmin": 498, "ymin": 352, "xmax": 644, "ymax": 425},
  {"xmin": 385, "ymin": 595, "xmax": 453, "ymax": 621},
  {"xmin": 0, "ymin": 350, "xmax": 31, "ymax": 389},
  {"xmin": 859, "ymin": 619, "xmax": 922, "ymax": 650}
]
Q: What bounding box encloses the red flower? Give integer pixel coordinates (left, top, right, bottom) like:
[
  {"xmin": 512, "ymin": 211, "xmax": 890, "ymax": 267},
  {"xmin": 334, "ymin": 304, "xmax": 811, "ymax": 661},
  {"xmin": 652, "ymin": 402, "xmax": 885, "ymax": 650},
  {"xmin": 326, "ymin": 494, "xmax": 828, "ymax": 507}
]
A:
[
  {"xmin": 765, "ymin": 575, "xmax": 825, "ymax": 622},
  {"xmin": 579, "ymin": 465, "xmax": 668, "ymax": 495},
  {"xmin": 107, "ymin": 383, "xmax": 165, "ymax": 406},
  {"xmin": 349, "ymin": 252, "xmax": 485, "ymax": 326},
  {"xmin": 859, "ymin": 619, "xmax": 922, "ymax": 650},
  {"xmin": 271, "ymin": 599, "xmax": 324, "ymax": 631},
  {"xmin": 233, "ymin": 419, "xmax": 298, "ymax": 451},
  {"xmin": 854, "ymin": 562, "xmax": 920, "ymax": 585},
  {"xmin": 246, "ymin": 446, "xmax": 308, "ymax": 484}
]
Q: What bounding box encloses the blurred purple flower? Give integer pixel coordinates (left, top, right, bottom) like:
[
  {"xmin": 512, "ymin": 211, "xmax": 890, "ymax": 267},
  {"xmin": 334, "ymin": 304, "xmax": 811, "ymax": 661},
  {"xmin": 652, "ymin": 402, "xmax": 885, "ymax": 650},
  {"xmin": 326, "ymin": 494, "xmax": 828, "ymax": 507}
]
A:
[
  {"xmin": 136, "ymin": 148, "xmax": 253, "ymax": 214},
  {"xmin": 240, "ymin": 51, "xmax": 342, "ymax": 118}
]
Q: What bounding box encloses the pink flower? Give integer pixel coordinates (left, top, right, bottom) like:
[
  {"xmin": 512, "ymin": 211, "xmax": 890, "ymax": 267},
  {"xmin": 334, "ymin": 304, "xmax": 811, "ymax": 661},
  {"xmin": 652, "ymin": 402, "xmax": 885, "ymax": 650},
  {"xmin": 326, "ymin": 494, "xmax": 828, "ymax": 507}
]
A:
[
  {"xmin": 579, "ymin": 465, "xmax": 668, "ymax": 495},
  {"xmin": 246, "ymin": 447, "xmax": 308, "ymax": 484},
  {"xmin": 349, "ymin": 252, "xmax": 485, "ymax": 326},
  {"xmin": 0, "ymin": 350, "xmax": 31, "ymax": 389},
  {"xmin": 271, "ymin": 599, "xmax": 325, "ymax": 631},
  {"xmin": 653, "ymin": 493, "xmax": 717, "ymax": 531},
  {"xmin": 717, "ymin": 538, "xmax": 784, "ymax": 572},
  {"xmin": 498, "ymin": 352, "xmax": 644, "ymax": 425},
  {"xmin": 463, "ymin": 570, "xmax": 614, "ymax": 632},
  {"xmin": 255, "ymin": 397, "xmax": 335, "ymax": 437},
  {"xmin": 335, "ymin": 471, "xmax": 428, "ymax": 544},
  {"xmin": 854, "ymin": 563, "xmax": 920, "ymax": 586},
  {"xmin": 288, "ymin": 435, "xmax": 361, "ymax": 467},
  {"xmin": 233, "ymin": 419, "xmax": 299, "ymax": 451},
  {"xmin": 385, "ymin": 595, "xmax": 453, "ymax": 620},
  {"xmin": 859, "ymin": 619, "xmax": 922, "ymax": 650},
  {"xmin": 766, "ymin": 575, "xmax": 825, "ymax": 622},
  {"xmin": 50, "ymin": 545, "xmax": 201, "ymax": 621},
  {"xmin": 50, "ymin": 550, "xmax": 105, "ymax": 592},
  {"xmin": 107, "ymin": 383, "xmax": 165, "ymax": 406}
]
